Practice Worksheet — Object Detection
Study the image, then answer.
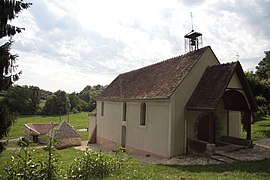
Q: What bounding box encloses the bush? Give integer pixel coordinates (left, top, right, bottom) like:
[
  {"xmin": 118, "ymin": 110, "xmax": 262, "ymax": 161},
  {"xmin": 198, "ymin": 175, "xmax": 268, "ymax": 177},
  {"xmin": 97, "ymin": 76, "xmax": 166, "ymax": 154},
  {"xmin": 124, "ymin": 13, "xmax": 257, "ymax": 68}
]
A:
[
  {"xmin": 2, "ymin": 141, "xmax": 46, "ymax": 179},
  {"xmin": 2, "ymin": 140, "xmax": 61, "ymax": 180},
  {"xmin": 68, "ymin": 149, "xmax": 126, "ymax": 179}
]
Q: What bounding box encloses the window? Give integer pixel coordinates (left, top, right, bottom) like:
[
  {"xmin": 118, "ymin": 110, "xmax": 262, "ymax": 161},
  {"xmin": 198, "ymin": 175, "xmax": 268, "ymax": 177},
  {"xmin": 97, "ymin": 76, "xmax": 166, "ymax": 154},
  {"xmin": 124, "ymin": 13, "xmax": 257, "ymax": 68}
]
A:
[
  {"xmin": 140, "ymin": 102, "xmax": 146, "ymax": 126},
  {"xmin": 123, "ymin": 102, "xmax": 127, "ymax": 121},
  {"xmin": 101, "ymin": 102, "xmax": 104, "ymax": 116}
]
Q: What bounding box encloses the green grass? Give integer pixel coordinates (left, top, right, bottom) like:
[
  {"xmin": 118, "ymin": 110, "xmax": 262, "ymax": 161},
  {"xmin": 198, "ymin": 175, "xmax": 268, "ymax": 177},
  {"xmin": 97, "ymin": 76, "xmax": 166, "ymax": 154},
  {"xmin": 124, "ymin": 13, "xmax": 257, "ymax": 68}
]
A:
[
  {"xmin": 241, "ymin": 116, "xmax": 270, "ymax": 141},
  {"xmin": 108, "ymin": 159, "xmax": 270, "ymax": 180},
  {"xmin": 5, "ymin": 112, "xmax": 89, "ymax": 139},
  {"xmin": 1, "ymin": 147, "xmax": 269, "ymax": 179},
  {"xmin": 252, "ymin": 116, "xmax": 270, "ymax": 140},
  {"xmin": 1, "ymin": 115, "xmax": 270, "ymax": 179},
  {"xmin": 78, "ymin": 131, "xmax": 89, "ymax": 140},
  {"xmin": 0, "ymin": 147, "xmax": 85, "ymax": 177}
]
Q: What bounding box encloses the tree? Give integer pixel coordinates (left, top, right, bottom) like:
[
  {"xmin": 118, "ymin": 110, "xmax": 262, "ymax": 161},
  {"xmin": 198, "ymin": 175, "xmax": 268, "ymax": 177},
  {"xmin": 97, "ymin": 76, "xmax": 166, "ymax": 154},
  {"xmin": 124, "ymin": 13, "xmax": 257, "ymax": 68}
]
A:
[
  {"xmin": 256, "ymin": 51, "xmax": 270, "ymax": 80},
  {"xmin": 28, "ymin": 86, "xmax": 41, "ymax": 115},
  {"xmin": 68, "ymin": 92, "xmax": 82, "ymax": 113},
  {"xmin": 246, "ymin": 51, "xmax": 270, "ymax": 117},
  {"xmin": 0, "ymin": 0, "xmax": 31, "ymax": 89},
  {"xmin": 43, "ymin": 90, "xmax": 70, "ymax": 115},
  {"xmin": 4, "ymin": 85, "xmax": 30, "ymax": 114},
  {"xmin": 78, "ymin": 85, "xmax": 106, "ymax": 111},
  {"xmin": 0, "ymin": 0, "xmax": 31, "ymax": 153},
  {"xmin": 3, "ymin": 85, "xmax": 40, "ymax": 115}
]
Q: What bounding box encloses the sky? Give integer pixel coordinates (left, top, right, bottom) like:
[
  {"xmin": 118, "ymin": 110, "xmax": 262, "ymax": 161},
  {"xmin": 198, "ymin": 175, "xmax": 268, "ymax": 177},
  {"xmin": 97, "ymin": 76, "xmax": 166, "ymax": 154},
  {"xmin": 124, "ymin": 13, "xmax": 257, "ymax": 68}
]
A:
[{"xmin": 5, "ymin": 0, "xmax": 270, "ymax": 93}]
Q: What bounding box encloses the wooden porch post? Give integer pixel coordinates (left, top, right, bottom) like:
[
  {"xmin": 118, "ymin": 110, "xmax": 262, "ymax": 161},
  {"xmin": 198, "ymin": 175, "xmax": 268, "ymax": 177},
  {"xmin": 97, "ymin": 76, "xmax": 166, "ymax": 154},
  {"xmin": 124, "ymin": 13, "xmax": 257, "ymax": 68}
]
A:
[
  {"xmin": 226, "ymin": 110, "xmax": 229, "ymax": 136},
  {"xmin": 209, "ymin": 113, "xmax": 214, "ymax": 143},
  {"xmin": 246, "ymin": 111, "xmax": 252, "ymax": 140}
]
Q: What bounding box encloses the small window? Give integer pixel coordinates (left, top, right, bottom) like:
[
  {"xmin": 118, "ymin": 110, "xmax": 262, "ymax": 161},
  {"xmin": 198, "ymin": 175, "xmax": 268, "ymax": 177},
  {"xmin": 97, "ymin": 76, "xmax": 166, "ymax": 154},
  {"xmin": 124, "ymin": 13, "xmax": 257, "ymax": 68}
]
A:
[
  {"xmin": 123, "ymin": 102, "xmax": 127, "ymax": 121},
  {"xmin": 101, "ymin": 102, "xmax": 104, "ymax": 116},
  {"xmin": 140, "ymin": 102, "xmax": 146, "ymax": 126}
]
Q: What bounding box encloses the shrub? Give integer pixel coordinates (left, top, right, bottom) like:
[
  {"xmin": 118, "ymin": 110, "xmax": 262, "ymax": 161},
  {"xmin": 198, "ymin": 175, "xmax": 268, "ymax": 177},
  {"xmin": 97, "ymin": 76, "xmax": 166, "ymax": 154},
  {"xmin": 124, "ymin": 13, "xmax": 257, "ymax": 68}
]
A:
[
  {"xmin": 2, "ymin": 139, "xmax": 61, "ymax": 180},
  {"xmin": 68, "ymin": 149, "xmax": 126, "ymax": 179},
  {"xmin": 2, "ymin": 141, "xmax": 47, "ymax": 179}
]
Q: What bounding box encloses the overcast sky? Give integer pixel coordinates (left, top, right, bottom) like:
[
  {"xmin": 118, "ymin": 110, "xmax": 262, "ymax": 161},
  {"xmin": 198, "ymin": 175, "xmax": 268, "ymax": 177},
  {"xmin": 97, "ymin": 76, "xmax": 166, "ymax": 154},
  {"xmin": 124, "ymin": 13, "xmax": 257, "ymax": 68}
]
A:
[{"xmin": 7, "ymin": 0, "xmax": 270, "ymax": 93}]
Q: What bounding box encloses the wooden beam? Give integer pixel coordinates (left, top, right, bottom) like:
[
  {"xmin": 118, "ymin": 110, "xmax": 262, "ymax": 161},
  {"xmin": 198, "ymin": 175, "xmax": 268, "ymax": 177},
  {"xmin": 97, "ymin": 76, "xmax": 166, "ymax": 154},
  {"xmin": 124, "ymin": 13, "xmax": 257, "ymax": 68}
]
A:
[
  {"xmin": 246, "ymin": 111, "xmax": 252, "ymax": 140},
  {"xmin": 227, "ymin": 110, "xmax": 229, "ymax": 136}
]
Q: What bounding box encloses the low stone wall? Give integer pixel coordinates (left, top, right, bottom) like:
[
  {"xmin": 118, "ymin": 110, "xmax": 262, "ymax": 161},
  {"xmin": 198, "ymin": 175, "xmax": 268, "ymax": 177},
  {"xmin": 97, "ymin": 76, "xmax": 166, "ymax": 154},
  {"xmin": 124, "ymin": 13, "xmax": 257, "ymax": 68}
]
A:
[
  {"xmin": 55, "ymin": 138, "xmax": 81, "ymax": 149},
  {"xmin": 187, "ymin": 139, "xmax": 215, "ymax": 155},
  {"xmin": 221, "ymin": 136, "xmax": 253, "ymax": 147}
]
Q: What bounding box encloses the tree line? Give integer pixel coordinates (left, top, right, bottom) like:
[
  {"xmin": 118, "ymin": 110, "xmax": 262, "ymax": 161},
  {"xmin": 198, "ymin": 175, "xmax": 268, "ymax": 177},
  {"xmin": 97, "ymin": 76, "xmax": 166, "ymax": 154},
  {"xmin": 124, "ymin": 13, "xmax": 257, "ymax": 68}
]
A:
[{"xmin": 1, "ymin": 84, "xmax": 106, "ymax": 116}]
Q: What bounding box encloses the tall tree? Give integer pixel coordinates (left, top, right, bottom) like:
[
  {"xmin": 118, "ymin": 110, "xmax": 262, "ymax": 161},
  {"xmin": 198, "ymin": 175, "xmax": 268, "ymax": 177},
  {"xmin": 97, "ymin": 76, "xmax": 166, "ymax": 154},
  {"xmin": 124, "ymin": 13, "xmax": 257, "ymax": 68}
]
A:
[
  {"xmin": 0, "ymin": 0, "xmax": 31, "ymax": 153},
  {"xmin": 0, "ymin": 0, "xmax": 31, "ymax": 89},
  {"xmin": 69, "ymin": 92, "xmax": 82, "ymax": 113},
  {"xmin": 28, "ymin": 86, "xmax": 40, "ymax": 115},
  {"xmin": 43, "ymin": 90, "xmax": 70, "ymax": 115},
  {"xmin": 256, "ymin": 51, "xmax": 270, "ymax": 80}
]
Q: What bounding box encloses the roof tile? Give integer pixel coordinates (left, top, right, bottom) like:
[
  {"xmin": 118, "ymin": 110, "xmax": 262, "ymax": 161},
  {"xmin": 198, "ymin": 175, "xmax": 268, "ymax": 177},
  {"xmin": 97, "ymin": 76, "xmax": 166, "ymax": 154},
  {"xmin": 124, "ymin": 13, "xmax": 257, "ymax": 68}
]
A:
[{"xmin": 98, "ymin": 46, "xmax": 210, "ymax": 100}]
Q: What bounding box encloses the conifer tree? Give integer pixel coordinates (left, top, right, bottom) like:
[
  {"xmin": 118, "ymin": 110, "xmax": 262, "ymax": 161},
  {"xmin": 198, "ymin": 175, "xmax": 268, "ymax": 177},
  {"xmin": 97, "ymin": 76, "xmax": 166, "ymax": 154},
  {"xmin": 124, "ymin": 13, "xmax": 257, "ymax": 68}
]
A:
[{"xmin": 0, "ymin": 0, "xmax": 31, "ymax": 153}]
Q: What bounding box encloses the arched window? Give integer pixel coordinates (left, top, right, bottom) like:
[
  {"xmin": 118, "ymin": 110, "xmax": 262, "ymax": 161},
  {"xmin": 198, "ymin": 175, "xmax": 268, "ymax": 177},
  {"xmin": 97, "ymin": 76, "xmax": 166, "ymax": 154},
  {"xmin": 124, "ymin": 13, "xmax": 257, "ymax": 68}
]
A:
[
  {"xmin": 101, "ymin": 102, "xmax": 104, "ymax": 116},
  {"xmin": 123, "ymin": 102, "xmax": 127, "ymax": 121},
  {"xmin": 140, "ymin": 102, "xmax": 146, "ymax": 126}
]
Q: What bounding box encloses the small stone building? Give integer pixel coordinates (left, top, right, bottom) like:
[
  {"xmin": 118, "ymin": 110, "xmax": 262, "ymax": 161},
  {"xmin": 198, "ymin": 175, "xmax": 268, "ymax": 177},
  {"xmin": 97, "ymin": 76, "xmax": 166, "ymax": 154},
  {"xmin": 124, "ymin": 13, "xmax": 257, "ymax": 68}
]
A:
[
  {"xmin": 24, "ymin": 123, "xmax": 56, "ymax": 144},
  {"xmin": 53, "ymin": 121, "xmax": 81, "ymax": 148},
  {"xmin": 24, "ymin": 121, "xmax": 81, "ymax": 148}
]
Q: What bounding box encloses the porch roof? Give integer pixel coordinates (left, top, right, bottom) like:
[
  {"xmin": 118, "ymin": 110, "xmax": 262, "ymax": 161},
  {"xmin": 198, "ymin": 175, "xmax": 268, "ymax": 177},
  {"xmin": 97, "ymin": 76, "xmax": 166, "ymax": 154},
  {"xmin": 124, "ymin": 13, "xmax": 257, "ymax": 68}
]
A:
[{"xmin": 185, "ymin": 61, "xmax": 257, "ymax": 111}]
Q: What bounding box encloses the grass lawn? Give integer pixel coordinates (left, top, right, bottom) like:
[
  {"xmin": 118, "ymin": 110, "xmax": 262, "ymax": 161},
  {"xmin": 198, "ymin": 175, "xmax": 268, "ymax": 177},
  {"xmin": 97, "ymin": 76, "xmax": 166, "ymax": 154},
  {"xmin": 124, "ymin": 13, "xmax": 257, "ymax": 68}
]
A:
[
  {"xmin": 0, "ymin": 147, "xmax": 85, "ymax": 177},
  {"xmin": 1, "ymin": 115, "xmax": 270, "ymax": 179},
  {"xmin": 110, "ymin": 159, "xmax": 270, "ymax": 180},
  {"xmin": 5, "ymin": 112, "xmax": 89, "ymax": 140},
  {"xmin": 0, "ymin": 147, "xmax": 269, "ymax": 179},
  {"xmin": 252, "ymin": 116, "xmax": 270, "ymax": 140}
]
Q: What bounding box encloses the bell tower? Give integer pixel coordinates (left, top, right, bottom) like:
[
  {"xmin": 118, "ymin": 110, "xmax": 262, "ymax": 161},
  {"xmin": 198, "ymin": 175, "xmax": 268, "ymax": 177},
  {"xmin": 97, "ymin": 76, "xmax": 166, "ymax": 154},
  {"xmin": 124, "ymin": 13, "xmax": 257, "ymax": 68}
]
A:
[{"xmin": 184, "ymin": 13, "xmax": 203, "ymax": 52}]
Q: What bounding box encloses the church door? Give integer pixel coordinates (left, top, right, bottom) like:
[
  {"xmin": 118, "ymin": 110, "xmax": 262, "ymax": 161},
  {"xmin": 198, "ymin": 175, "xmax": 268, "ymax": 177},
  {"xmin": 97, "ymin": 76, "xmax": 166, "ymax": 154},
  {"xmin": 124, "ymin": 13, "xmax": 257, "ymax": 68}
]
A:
[{"xmin": 197, "ymin": 113, "xmax": 214, "ymax": 143}]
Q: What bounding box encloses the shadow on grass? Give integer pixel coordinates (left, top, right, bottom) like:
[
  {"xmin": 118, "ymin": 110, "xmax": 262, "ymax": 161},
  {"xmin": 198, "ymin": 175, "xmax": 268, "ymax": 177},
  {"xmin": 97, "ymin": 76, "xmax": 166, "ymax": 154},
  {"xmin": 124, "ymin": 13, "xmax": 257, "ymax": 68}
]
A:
[
  {"xmin": 163, "ymin": 159, "xmax": 270, "ymax": 174},
  {"xmin": 260, "ymin": 130, "xmax": 270, "ymax": 138},
  {"xmin": 257, "ymin": 124, "xmax": 270, "ymax": 127}
]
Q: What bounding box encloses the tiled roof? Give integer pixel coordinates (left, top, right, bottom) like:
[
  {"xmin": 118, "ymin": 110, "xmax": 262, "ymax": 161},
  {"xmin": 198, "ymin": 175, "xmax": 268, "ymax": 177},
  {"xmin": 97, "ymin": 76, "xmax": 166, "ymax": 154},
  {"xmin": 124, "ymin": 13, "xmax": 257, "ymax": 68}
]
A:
[
  {"xmin": 53, "ymin": 121, "xmax": 81, "ymax": 139},
  {"xmin": 186, "ymin": 61, "xmax": 257, "ymax": 111},
  {"xmin": 25, "ymin": 123, "xmax": 54, "ymax": 135},
  {"xmin": 98, "ymin": 46, "xmax": 210, "ymax": 100},
  {"xmin": 25, "ymin": 121, "xmax": 81, "ymax": 139}
]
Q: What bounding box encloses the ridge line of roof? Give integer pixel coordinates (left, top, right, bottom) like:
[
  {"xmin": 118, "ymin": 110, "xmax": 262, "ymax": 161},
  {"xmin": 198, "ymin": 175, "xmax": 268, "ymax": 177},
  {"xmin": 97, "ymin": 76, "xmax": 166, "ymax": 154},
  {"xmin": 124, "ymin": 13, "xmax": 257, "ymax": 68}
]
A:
[{"xmin": 119, "ymin": 46, "xmax": 211, "ymax": 76}]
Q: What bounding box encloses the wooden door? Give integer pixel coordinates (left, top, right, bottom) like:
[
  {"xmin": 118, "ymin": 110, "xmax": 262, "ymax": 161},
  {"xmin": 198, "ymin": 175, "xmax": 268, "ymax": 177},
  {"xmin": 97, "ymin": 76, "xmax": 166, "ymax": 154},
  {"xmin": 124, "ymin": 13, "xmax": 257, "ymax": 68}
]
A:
[{"xmin": 197, "ymin": 113, "xmax": 214, "ymax": 143}]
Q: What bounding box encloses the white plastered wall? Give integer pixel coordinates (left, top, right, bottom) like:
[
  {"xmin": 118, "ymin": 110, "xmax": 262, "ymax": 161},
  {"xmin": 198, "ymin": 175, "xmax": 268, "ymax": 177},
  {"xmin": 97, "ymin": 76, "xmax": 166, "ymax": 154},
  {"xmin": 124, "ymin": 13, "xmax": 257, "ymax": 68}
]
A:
[
  {"xmin": 96, "ymin": 101, "xmax": 122, "ymax": 144},
  {"xmin": 171, "ymin": 48, "xmax": 220, "ymax": 156},
  {"xmin": 96, "ymin": 100, "xmax": 171, "ymax": 157},
  {"xmin": 126, "ymin": 100, "xmax": 170, "ymax": 157}
]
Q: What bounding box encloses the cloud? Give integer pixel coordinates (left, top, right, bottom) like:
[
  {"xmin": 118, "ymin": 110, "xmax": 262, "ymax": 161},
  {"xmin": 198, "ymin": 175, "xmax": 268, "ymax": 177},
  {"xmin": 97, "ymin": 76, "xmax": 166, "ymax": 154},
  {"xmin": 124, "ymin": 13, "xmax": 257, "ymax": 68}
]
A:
[
  {"xmin": 9, "ymin": 0, "xmax": 270, "ymax": 93},
  {"xmin": 213, "ymin": 0, "xmax": 270, "ymax": 39},
  {"xmin": 181, "ymin": 0, "xmax": 205, "ymax": 6}
]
